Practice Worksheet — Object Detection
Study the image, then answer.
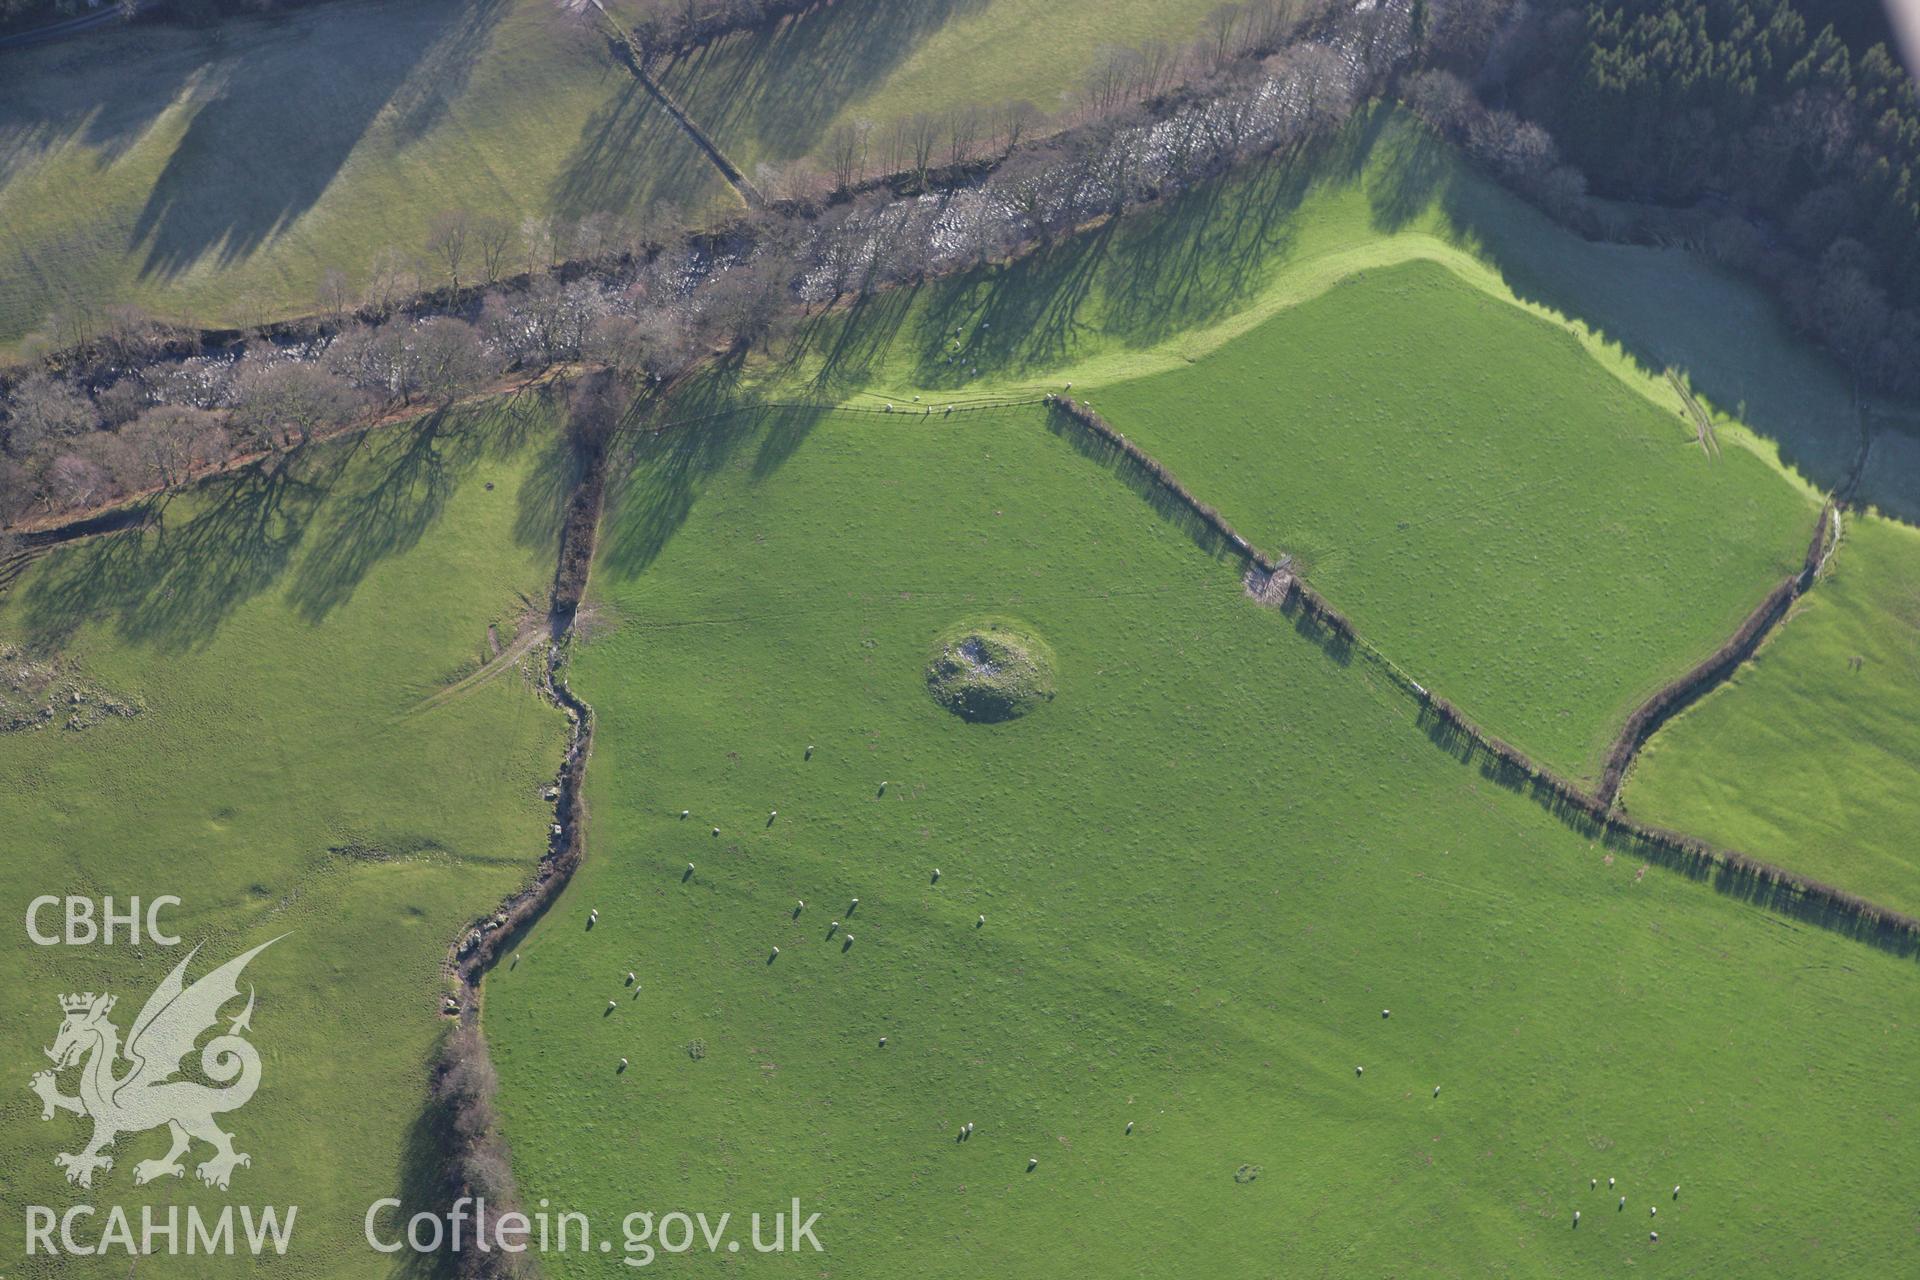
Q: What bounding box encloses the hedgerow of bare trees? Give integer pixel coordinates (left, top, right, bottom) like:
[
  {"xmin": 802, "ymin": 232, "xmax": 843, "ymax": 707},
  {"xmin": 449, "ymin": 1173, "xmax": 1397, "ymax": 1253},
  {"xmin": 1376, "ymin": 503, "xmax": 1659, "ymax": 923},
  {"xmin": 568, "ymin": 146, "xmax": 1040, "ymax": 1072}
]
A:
[{"xmin": 1, "ymin": 0, "xmax": 1412, "ymax": 530}]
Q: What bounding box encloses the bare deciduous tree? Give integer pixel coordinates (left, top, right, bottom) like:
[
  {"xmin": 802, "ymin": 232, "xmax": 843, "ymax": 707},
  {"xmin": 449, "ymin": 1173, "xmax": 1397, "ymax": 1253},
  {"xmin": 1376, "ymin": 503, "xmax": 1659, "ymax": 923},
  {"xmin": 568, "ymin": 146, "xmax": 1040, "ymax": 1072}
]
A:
[{"xmin": 426, "ymin": 209, "xmax": 473, "ymax": 293}]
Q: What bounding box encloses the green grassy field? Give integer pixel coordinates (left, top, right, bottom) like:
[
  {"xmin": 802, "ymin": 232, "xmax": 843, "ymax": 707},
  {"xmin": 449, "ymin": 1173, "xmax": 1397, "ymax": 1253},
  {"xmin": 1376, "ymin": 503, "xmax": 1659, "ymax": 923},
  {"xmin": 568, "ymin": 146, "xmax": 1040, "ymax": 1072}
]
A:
[
  {"xmin": 656, "ymin": 0, "xmax": 1223, "ymax": 177},
  {"xmin": 0, "ymin": 0, "xmax": 731, "ymax": 352},
  {"xmin": 0, "ymin": 401, "xmax": 570, "ymax": 1278},
  {"xmin": 1086, "ymin": 260, "xmax": 1814, "ymax": 782},
  {"xmin": 761, "ymin": 110, "xmax": 1866, "ymax": 504},
  {"xmin": 1624, "ymin": 511, "xmax": 1920, "ymax": 917},
  {"xmin": 739, "ymin": 113, "xmax": 1831, "ymax": 778},
  {"xmin": 484, "ymin": 405, "xmax": 1920, "ymax": 1278}
]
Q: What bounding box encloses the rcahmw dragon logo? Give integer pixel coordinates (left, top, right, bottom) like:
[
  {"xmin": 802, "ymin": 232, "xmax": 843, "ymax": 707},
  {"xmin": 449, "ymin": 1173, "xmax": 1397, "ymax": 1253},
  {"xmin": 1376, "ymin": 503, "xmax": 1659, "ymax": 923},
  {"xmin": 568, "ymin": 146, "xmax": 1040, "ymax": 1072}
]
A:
[{"xmin": 28, "ymin": 938, "xmax": 280, "ymax": 1191}]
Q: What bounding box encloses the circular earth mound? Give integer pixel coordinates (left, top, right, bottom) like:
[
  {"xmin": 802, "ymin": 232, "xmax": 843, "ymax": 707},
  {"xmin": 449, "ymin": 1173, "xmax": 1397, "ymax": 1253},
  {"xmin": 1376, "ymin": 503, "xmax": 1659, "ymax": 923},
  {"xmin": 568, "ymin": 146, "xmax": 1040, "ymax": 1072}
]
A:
[{"xmin": 926, "ymin": 620, "xmax": 1056, "ymax": 723}]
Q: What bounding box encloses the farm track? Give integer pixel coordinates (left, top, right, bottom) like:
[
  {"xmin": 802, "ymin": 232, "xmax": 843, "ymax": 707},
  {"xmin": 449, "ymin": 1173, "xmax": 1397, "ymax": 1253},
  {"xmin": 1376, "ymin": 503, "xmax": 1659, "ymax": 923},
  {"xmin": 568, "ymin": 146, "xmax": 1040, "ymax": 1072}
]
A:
[{"xmin": 411, "ymin": 616, "xmax": 550, "ymax": 715}]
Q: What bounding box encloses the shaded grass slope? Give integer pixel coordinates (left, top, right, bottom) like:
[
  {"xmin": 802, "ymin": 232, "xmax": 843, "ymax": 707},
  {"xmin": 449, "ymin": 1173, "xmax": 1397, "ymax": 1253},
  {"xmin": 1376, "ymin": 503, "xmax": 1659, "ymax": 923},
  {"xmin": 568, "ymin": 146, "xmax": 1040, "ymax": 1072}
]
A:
[{"xmin": 0, "ymin": 0, "xmax": 731, "ymax": 351}]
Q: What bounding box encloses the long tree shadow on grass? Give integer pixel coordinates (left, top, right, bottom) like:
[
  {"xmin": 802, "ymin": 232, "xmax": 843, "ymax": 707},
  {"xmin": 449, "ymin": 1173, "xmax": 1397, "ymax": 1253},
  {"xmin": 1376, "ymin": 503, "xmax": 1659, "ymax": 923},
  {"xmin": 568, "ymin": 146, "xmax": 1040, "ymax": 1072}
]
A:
[
  {"xmin": 548, "ymin": 73, "xmax": 730, "ymax": 225},
  {"xmin": 656, "ymin": 0, "xmax": 987, "ymax": 167},
  {"xmin": 287, "ymin": 390, "xmax": 565, "ymax": 622},
  {"xmin": 785, "ymin": 134, "xmax": 1345, "ymax": 397},
  {"xmin": 17, "ymin": 450, "xmax": 339, "ymax": 653},
  {"xmin": 597, "ymin": 362, "xmax": 830, "ymax": 581},
  {"xmin": 130, "ymin": 0, "xmax": 509, "ymax": 281}
]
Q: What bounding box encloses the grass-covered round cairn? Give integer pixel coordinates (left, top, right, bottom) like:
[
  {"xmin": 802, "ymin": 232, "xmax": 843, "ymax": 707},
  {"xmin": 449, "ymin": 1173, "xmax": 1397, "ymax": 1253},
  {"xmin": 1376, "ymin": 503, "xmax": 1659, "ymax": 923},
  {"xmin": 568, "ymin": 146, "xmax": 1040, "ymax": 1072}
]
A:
[{"xmin": 926, "ymin": 618, "xmax": 1057, "ymax": 722}]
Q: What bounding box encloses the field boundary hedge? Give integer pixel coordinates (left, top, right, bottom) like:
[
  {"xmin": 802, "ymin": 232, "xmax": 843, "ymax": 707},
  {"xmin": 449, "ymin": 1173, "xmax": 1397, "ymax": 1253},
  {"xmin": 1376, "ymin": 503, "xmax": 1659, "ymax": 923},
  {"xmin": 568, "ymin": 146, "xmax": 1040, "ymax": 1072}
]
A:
[
  {"xmin": 1593, "ymin": 499, "xmax": 1834, "ymax": 807},
  {"xmin": 1044, "ymin": 396, "xmax": 1920, "ymax": 956}
]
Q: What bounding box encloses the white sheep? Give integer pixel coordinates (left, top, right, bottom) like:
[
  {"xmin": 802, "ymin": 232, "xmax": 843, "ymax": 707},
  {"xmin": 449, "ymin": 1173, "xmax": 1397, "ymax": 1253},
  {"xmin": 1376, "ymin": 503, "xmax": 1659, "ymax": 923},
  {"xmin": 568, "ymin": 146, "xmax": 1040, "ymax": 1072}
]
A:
[
  {"xmin": 1027, "ymin": 1157, "xmax": 1037, "ymax": 1171},
  {"xmin": 796, "ymin": 899, "xmax": 805, "ymax": 912},
  {"xmin": 1619, "ymin": 1196, "xmax": 1626, "ymax": 1209},
  {"xmin": 1673, "ymin": 1185, "xmax": 1681, "ymax": 1199},
  {"xmin": 681, "ymin": 810, "xmax": 690, "ymax": 818},
  {"xmin": 1573, "ymin": 1211, "xmax": 1580, "ymax": 1225},
  {"xmin": 1608, "ymin": 1177, "xmax": 1616, "ymax": 1189},
  {"xmin": 1382, "ymin": 1009, "xmax": 1390, "ymax": 1019},
  {"xmin": 626, "ymin": 971, "xmax": 636, "ymax": 985},
  {"xmin": 769, "ymin": 810, "xmax": 778, "ymax": 820},
  {"xmin": 770, "ymin": 947, "xmax": 780, "ymax": 960},
  {"xmin": 619, "ymin": 1057, "xmax": 627, "ymax": 1070},
  {"xmin": 932, "ymin": 869, "xmax": 940, "ymax": 882},
  {"xmin": 1650, "ymin": 1231, "xmax": 1658, "ymax": 1243},
  {"xmin": 878, "ymin": 1036, "xmax": 888, "ymax": 1047},
  {"xmin": 843, "ymin": 934, "xmax": 854, "ymax": 946},
  {"xmin": 687, "ymin": 862, "xmax": 695, "ymax": 873},
  {"xmin": 712, "ymin": 827, "xmax": 720, "ymax": 837},
  {"xmin": 849, "ymin": 897, "xmax": 859, "ymax": 912},
  {"xmin": 607, "ymin": 1000, "xmax": 616, "ymax": 1011},
  {"xmin": 1590, "ymin": 1178, "xmax": 1597, "ymax": 1190},
  {"xmin": 1649, "ymin": 1206, "xmax": 1656, "ymax": 1217},
  {"xmin": 1125, "ymin": 1121, "xmax": 1134, "ymax": 1135},
  {"xmin": 1433, "ymin": 1085, "xmax": 1441, "ymax": 1097},
  {"xmin": 977, "ymin": 914, "xmax": 986, "ymax": 927},
  {"xmin": 1355, "ymin": 1066, "xmax": 1364, "ymax": 1076}
]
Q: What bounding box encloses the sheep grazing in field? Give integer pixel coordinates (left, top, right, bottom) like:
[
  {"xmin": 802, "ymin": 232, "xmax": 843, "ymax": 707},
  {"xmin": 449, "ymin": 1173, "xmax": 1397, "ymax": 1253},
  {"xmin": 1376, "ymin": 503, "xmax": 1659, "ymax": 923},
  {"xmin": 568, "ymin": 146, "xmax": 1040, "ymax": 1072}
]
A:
[
  {"xmin": 681, "ymin": 810, "xmax": 690, "ymax": 819},
  {"xmin": 1673, "ymin": 1185, "xmax": 1681, "ymax": 1199},
  {"xmin": 1573, "ymin": 1211, "xmax": 1580, "ymax": 1226},
  {"xmin": 878, "ymin": 1036, "xmax": 888, "ymax": 1047},
  {"xmin": 1591, "ymin": 1179, "xmax": 1597, "ymax": 1190},
  {"xmin": 1027, "ymin": 1157, "xmax": 1037, "ymax": 1171},
  {"xmin": 806, "ymin": 745, "xmax": 814, "ymax": 758},
  {"xmin": 795, "ymin": 900, "xmax": 805, "ymax": 915},
  {"xmin": 625, "ymin": 971, "xmax": 636, "ymax": 985},
  {"xmin": 1649, "ymin": 1206, "xmax": 1656, "ymax": 1217},
  {"xmin": 849, "ymin": 898, "xmax": 859, "ymax": 913},
  {"xmin": 1125, "ymin": 1121, "xmax": 1134, "ymax": 1135},
  {"xmin": 1650, "ymin": 1231, "xmax": 1659, "ymax": 1243},
  {"xmin": 842, "ymin": 934, "xmax": 854, "ymax": 949},
  {"xmin": 829, "ymin": 920, "xmax": 840, "ymax": 934},
  {"xmin": 931, "ymin": 868, "xmax": 940, "ymax": 882},
  {"xmin": 712, "ymin": 827, "xmax": 720, "ymax": 837},
  {"xmin": 1064, "ymin": 381, "xmax": 1072, "ymax": 390},
  {"xmin": 770, "ymin": 947, "xmax": 780, "ymax": 962},
  {"xmin": 1433, "ymin": 1085, "xmax": 1441, "ymax": 1097},
  {"xmin": 1382, "ymin": 1009, "xmax": 1390, "ymax": 1019},
  {"xmin": 977, "ymin": 914, "xmax": 986, "ymax": 928},
  {"xmin": 1619, "ymin": 1197, "xmax": 1626, "ymax": 1210},
  {"xmin": 686, "ymin": 862, "xmax": 695, "ymax": 874},
  {"xmin": 607, "ymin": 1000, "xmax": 617, "ymax": 1011},
  {"xmin": 1355, "ymin": 1066, "xmax": 1364, "ymax": 1076},
  {"xmin": 884, "ymin": 404, "xmax": 893, "ymax": 412},
  {"xmin": 1608, "ymin": 1177, "xmax": 1616, "ymax": 1189},
  {"xmin": 769, "ymin": 810, "xmax": 778, "ymax": 821}
]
